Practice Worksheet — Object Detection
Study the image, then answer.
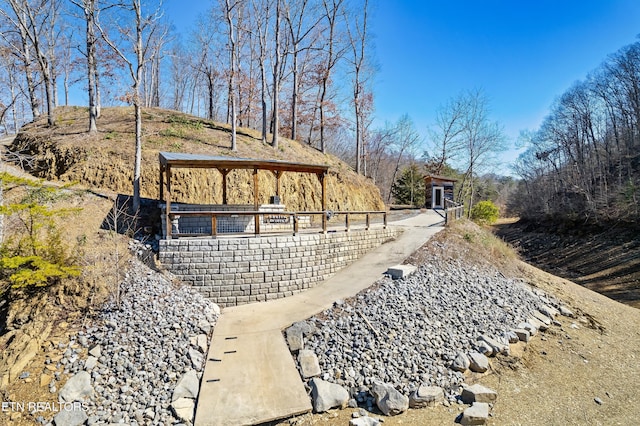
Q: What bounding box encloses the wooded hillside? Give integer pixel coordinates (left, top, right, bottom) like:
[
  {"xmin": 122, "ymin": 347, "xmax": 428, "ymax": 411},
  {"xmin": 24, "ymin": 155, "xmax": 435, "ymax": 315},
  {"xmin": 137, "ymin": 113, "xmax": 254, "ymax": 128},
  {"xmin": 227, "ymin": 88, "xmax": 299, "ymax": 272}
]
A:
[
  {"xmin": 511, "ymin": 41, "xmax": 640, "ymax": 224},
  {"xmin": 8, "ymin": 106, "xmax": 385, "ymax": 212}
]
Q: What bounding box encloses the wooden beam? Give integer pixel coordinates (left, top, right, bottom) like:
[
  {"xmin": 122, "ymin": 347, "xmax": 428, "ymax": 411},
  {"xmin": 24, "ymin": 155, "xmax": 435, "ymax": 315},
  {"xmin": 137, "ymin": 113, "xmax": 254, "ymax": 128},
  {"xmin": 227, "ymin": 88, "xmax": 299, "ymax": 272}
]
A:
[
  {"xmin": 159, "ymin": 164, "xmax": 164, "ymax": 201},
  {"xmin": 319, "ymin": 172, "xmax": 327, "ymax": 233},
  {"xmin": 221, "ymin": 169, "xmax": 229, "ymax": 205},
  {"xmin": 274, "ymin": 170, "xmax": 282, "ymax": 198},
  {"xmin": 253, "ymin": 168, "xmax": 260, "ymax": 235},
  {"xmin": 165, "ymin": 166, "xmax": 172, "ymax": 239}
]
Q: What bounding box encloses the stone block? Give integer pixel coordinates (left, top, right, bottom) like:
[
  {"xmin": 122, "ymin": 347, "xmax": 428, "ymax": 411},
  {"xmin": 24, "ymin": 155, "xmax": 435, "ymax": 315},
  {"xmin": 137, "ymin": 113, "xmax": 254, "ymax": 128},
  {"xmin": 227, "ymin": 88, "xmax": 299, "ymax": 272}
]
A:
[
  {"xmin": 460, "ymin": 402, "xmax": 490, "ymax": 425},
  {"xmin": 461, "ymin": 384, "xmax": 497, "ymax": 404}
]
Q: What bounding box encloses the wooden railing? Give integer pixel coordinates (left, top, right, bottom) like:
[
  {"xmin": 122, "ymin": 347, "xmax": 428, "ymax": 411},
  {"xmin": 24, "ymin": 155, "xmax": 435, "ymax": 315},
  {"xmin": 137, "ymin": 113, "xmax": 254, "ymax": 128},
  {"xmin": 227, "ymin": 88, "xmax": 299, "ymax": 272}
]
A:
[
  {"xmin": 165, "ymin": 210, "xmax": 387, "ymax": 238},
  {"xmin": 444, "ymin": 200, "xmax": 464, "ymax": 225}
]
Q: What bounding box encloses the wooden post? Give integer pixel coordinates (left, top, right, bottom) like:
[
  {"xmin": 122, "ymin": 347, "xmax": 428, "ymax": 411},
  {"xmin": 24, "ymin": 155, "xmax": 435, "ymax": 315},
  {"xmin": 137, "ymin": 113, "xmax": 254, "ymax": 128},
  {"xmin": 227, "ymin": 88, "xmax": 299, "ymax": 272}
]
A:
[
  {"xmin": 159, "ymin": 164, "xmax": 164, "ymax": 201},
  {"xmin": 319, "ymin": 172, "xmax": 327, "ymax": 233},
  {"xmin": 273, "ymin": 170, "xmax": 282, "ymax": 199},
  {"xmin": 365, "ymin": 213, "xmax": 370, "ymax": 230},
  {"xmin": 211, "ymin": 215, "xmax": 217, "ymax": 237},
  {"xmin": 345, "ymin": 213, "xmax": 350, "ymax": 232},
  {"xmin": 383, "ymin": 212, "xmax": 387, "ymax": 229},
  {"xmin": 253, "ymin": 168, "xmax": 260, "ymax": 235},
  {"xmin": 221, "ymin": 169, "xmax": 229, "ymax": 205},
  {"xmin": 165, "ymin": 166, "xmax": 172, "ymax": 239},
  {"xmin": 293, "ymin": 213, "xmax": 298, "ymax": 236}
]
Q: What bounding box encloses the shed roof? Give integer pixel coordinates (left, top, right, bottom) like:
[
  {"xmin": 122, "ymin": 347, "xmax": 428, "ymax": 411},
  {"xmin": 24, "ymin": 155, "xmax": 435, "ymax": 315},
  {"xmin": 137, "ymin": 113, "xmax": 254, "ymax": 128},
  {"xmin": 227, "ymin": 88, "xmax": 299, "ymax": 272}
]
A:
[
  {"xmin": 159, "ymin": 152, "xmax": 329, "ymax": 174},
  {"xmin": 424, "ymin": 174, "xmax": 458, "ymax": 183}
]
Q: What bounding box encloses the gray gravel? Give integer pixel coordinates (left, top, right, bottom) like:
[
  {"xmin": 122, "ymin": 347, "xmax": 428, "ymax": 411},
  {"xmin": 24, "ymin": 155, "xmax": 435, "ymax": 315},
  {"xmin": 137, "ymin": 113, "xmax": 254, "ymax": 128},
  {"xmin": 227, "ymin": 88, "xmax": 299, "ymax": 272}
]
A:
[
  {"xmin": 300, "ymin": 254, "xmax": 556, "ymax": 403},
  {"xmin": 54, "ymin": 257, "xmax": 218, "ymax": 426}
]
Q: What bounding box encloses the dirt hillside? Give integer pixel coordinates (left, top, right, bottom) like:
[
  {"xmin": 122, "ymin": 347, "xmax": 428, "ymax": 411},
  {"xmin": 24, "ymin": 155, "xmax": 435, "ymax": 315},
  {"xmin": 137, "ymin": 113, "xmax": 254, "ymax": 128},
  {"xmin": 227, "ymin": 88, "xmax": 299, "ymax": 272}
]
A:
[
  {"xmin": 8, "ymin": 107, "xmax": 384, "ymax": 212},
  {"xmin": 493, "ymin": 219, "xmax": 640, "ymax": 309}
]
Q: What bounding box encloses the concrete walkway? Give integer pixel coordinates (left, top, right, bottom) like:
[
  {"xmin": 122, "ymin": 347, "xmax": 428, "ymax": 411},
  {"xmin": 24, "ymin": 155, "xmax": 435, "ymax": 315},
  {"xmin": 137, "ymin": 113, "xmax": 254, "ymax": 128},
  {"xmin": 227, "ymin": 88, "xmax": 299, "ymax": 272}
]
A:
[{"xmin": 194, "ymin": 211, "xmax": 444, "ymax": 426}]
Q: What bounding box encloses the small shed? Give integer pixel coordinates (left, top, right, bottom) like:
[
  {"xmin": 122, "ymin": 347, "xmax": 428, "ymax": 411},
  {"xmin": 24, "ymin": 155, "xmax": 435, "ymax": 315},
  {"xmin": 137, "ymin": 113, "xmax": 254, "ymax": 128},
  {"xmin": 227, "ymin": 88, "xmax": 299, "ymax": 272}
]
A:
[{"xmin": 424, "ymin": 175, "xmax": 457, "ymax": 209}]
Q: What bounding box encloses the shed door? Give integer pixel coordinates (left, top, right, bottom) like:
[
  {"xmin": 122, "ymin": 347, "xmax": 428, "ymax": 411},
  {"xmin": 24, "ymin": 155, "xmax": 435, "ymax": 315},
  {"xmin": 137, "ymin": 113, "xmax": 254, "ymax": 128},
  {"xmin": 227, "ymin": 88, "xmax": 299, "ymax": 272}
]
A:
[{"xmin": 433, "ymin": 186, "xmax": 444, "ymax": 209}]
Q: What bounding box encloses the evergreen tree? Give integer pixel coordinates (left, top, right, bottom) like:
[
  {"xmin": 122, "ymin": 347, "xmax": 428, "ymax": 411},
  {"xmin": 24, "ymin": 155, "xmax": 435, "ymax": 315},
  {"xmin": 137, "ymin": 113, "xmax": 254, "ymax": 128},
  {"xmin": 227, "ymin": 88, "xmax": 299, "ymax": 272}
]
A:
[{"xmin": 391, "ymin": 164, "xmax": 425, "ymax": 207}]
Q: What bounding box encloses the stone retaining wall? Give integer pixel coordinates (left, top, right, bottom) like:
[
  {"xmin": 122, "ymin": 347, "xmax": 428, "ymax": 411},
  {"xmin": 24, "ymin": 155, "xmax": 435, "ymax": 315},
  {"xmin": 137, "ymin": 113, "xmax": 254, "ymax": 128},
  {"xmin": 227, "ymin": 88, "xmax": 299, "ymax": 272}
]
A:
[{"xmin": 159, "ymin": 227, "xmax": 401, "ymax": 307}]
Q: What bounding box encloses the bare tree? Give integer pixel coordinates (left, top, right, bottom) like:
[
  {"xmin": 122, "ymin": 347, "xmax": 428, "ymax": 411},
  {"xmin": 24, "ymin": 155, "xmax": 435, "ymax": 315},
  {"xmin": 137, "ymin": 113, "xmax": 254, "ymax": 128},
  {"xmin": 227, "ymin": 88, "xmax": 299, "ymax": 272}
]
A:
[
  {"xmin": 70, "ymin": 0, "xmax": 99, "ymax": 132},
  {"xmin": 387, "ymin": 114, "xmax": 422, "ymax": 204},
  {"xmin": 0, "ymin": 0, "xmax": 62, "ymax": 125},
  {"xmin": 97, "ymin": 0, "xmax": 164, "ymax": 212},
  {"xmin": 317, "ymin": 0, "xmax": 344, "ymax": 153},
  {"xmin": 345, "ymin": 0, "xmax": 372, "ymax": 174},
  {"xmin": 270, "ymin": 0, "xmax": 283, "ymax": 148},
  {"xmin": 427, "ymin": 94, "xmax": 467, "ymax": 175},
  {"xmin": 283, "ymin": 0, "xmax": 322, "ymax": 141},
  {"xmin": 456, "ymin": 89, "xmax": 505, "ymax": 215},
  {"xmin": 249, "ymin": 0, "xmax": 272, "ymax": 144},
  {"xmin": 224, "ymin": 0, "xmax": 240, "ymax": 151}
]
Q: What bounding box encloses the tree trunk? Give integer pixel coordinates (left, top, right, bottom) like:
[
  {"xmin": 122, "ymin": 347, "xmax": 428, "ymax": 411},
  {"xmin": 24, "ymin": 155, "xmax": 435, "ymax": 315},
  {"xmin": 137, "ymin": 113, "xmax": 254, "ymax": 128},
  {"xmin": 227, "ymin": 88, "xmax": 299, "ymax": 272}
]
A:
[
  {"xmin": 271, "ymin": 0, "xmax": 281, "ymax": 149},
  {"xmin": 226, "ymin": 0, "xmax": 238, "ymax": 151},
  {"xmin": 86, "ymin": 0, "xmax": 98, "ymax": 132}
]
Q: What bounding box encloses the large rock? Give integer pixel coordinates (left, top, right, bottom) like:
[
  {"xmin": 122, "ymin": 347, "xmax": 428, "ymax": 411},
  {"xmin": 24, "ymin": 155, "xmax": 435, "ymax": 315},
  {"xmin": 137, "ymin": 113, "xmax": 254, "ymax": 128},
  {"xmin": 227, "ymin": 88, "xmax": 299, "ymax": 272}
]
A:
[
  {"xmin": 188, "ymin": 347, "xmax": 204, "ymax": 369},
  {"xmin": 559, "ymin": 305, "xmax": 575, "ymax": 318},
  {"xmin": 350, "ymin": 416, "xmax": 381, "ymax": 426},
  {"xmin": 468, "ymin": 352, "xmax": 489, "ymax": 373},
  {"xmin": 513, "ymin": 328, "xmax": 531, "ymax": 342},
  {"xmin": 476, "ymin": 341, "xmax": 494, "ymax": 357},
  {"xmin": 371, "ymin": 382, "xmax": 409, "ymax": 416},
  {"xmin": 298, "ymin": 349, "xmax": 321, "ymax": 379},
  {"xmin": 532, "ymin": 310, "xmax": 552, "ymax": 326},
  {"xmin": 460, "ymin": 402, "xmax": 490, "ymax": 425},
  {"xmin": 451, "ymin": 352, "xmax": 470, "ymax": 372},
  {"xmin": 409, "ymin": 385, "xmax": 444, "ymax": 408},
  {"xmin": 478, "ymin": 335, "xmax": 509, "ymax": 356},
  {"xmin": 172, "ymin": 369, "xmax": 200, "ymax": 401},
  {"xmin": 527, "ymin": 316, "xmax": 548, "ymax": 332},
  {"xmin": 309, "ymin": 377, "xmax": 349, "ymax": 412},
  {"xmin": 285, "ymin": 325, "xmax": 304, "ymax": 352},
  {"xmin": 171, "ymin": 397, "xmax": 195, "ymax": 423},
  {"xmin": 59, "ymin": 371, "xmax": 93, "ymax": 403},
  {"xmin": 539, "ymin": 305, "xmax": 559, "ymax": 318},
  {"xmin": 518, "ymin": 322, "xmax": 538, "ymax": 336},
  {"xmin": 505, "ymin": 330, "xmax": 519, "ymax": 344},
  {"xmin": 461, "ymin": 384, "xmax": 497, "ymax": 404},
  {"xmin": 53, "ymin": 407, "xmax": 88, "ymax": 426}
]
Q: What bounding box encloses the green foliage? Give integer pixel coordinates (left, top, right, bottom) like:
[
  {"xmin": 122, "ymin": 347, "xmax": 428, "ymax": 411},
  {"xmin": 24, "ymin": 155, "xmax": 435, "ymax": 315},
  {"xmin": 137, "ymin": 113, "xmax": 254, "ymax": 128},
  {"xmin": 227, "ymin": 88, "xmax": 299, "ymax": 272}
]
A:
[
  {"xmin": 0, "ymin": 255, "xmax": 80, "ymax": 288},
  {"xmin": 160, "ymin": 127, "xmax": 186, "ymax": 138},
  {"xmin": 167, "ymin": 114, "xmax": 204, "ymax": 130},
  {"xmin": 470, "ymin": 200, "xmax": 499, "ymax": 225},
  {"xmin": 391, "ymin": 164, "xmax": 426, "ymax": 207},
  {"xmin": 0, "ymin": 178, "xmax": 82, "ymax": 289}
]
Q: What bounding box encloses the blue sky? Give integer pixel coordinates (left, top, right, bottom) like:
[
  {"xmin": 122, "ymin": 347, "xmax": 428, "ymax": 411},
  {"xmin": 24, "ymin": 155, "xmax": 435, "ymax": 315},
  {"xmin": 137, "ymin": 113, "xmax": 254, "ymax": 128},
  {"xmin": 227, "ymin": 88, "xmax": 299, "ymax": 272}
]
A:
[{"xmin": 165, "ymin": 0, "xmax": 640, "ymax": 174}]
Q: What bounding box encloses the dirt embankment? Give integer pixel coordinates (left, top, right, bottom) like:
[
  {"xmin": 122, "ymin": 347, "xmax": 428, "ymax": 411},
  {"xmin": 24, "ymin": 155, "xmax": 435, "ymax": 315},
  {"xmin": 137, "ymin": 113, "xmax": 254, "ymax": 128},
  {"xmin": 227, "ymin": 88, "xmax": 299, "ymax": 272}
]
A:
[
  {"xmin": 8, "ymin": 106, "xmax": 384, "ymax": 212},
  {"xmin": 492, "ymin": 219, "xmax": 640, "ymax": 309}
]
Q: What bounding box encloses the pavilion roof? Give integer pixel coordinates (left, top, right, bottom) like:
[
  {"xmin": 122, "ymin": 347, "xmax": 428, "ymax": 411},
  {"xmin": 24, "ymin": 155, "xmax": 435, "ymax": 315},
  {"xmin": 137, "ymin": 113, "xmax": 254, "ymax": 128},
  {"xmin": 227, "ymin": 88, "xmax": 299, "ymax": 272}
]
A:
[{"xmin": 159, "ymin": 152, "xmax": 329, "ymax": 175}]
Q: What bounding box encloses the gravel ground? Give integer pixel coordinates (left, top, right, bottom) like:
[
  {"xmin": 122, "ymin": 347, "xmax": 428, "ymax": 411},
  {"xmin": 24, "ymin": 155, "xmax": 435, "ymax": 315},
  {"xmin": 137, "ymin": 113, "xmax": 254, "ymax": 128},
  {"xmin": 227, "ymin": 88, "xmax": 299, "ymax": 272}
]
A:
[
  {"xmin": 300, "ymin": 251, "xmax": 557, "ymax": 406},
  {"xmin": 46, "ymin": 255, "xmax": 219, "ymax": 426}
]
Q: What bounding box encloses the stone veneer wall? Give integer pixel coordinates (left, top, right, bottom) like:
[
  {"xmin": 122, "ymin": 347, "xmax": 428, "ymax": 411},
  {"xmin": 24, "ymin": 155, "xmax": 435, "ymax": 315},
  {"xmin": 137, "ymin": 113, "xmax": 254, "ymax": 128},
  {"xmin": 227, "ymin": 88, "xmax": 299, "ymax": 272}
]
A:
[{"xmin": 159, "ymin": 227, "xmax": 401, "ymax": 307}]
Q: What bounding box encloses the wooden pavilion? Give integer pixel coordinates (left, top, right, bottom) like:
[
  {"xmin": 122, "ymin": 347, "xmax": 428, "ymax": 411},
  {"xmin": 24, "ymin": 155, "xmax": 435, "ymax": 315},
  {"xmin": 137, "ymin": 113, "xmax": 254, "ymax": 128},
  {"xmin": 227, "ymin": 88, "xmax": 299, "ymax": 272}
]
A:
[{"xmin": 158, "ymin": 152, "xmax": 330, "ymax": 238}]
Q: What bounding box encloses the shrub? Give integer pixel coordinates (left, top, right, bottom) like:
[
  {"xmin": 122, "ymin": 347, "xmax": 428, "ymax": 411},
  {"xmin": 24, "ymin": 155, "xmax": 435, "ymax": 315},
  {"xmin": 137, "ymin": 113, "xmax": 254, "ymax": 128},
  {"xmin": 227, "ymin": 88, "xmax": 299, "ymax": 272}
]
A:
[
  {"xmin": 0, "ymin": 174, "xmax": 82, "ymax": 289},
  {"xmin": 470, "ymin": 200, "xmax": 499, "ymax": 225}
]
